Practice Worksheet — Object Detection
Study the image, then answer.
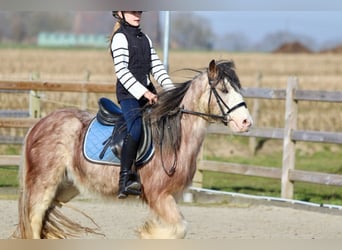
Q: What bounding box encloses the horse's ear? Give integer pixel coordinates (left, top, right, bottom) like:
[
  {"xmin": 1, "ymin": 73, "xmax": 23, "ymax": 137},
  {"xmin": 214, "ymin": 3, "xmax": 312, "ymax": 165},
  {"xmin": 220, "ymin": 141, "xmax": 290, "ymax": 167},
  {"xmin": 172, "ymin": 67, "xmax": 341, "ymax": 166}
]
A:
[{"xmin": 208, "ymin": 59, "xmax": 218, "ymax": 86}]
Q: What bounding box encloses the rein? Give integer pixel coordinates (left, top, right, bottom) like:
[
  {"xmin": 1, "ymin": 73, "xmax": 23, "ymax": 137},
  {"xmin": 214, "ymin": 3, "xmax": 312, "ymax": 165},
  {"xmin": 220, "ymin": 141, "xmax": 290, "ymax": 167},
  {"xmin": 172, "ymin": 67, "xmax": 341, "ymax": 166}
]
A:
[
  {"xmin": 180, "ymin": 78, "xmax": 247, "ymax": 126},
  {"xmin": 159, "ymin": 116, "xmax": 177, "ymax": 176}
]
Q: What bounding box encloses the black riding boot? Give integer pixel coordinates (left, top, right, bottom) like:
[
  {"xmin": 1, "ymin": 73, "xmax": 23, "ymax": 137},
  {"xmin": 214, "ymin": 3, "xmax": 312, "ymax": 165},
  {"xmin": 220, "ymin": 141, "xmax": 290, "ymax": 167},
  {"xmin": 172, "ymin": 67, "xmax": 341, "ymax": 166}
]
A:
[{"xmin": 117, "ymin": 134, "xmax": 141, "ymax": 199}]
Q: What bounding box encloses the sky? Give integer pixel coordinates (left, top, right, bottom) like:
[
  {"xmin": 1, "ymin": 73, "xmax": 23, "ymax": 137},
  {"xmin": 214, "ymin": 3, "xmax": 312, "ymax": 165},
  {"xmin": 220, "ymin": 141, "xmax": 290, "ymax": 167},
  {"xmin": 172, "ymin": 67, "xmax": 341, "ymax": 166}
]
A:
[
  {"xmin": 1, "ymin": 1, "xmax": 342, "ymax": 48},
  {"xmin": 192, "ymin": 11, "xmax": 342, "ymax": 47}
]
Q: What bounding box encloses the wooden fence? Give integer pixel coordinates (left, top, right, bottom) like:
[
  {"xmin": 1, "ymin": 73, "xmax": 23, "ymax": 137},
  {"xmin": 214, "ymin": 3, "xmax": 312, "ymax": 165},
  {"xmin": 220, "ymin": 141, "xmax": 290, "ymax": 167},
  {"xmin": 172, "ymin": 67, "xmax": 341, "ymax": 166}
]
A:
[
  {"xmin": 1, "ymin": 78, "xmax": 342, "ymax": 199},
  {"xmin": 197, "ymin": 77, "xmax": 342, "ymax": 199}
]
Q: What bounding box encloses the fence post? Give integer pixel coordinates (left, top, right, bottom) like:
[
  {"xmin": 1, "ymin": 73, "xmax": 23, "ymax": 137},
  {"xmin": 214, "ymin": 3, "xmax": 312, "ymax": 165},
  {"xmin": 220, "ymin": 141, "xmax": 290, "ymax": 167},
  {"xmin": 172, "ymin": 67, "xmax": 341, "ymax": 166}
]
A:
[
  {"xmin": 249, "ymin": 72, "xmax": 262, "ymax": 155},
  {"xmin": 29, "ymin": 72, "xmax": 41, "ymax": 118},
  {"xmin": 281, "ymin": 77, "xmax": 298, "ymax": 199},
  {"xmin": 82, "ymin": 70, "xmax": 90, "ymax": 110},
  {"xmin": 193, "ymin": 147, "xmax": 204, "ymax": 188}
]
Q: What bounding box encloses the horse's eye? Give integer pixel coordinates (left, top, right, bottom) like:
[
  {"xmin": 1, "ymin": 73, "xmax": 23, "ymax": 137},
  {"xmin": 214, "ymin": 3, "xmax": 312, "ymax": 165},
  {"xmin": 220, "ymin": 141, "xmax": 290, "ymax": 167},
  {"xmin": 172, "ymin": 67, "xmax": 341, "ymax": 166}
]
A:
[
  {"xmin": 220, "ymin": 88, "xmax": 228, "ymax": 94},
  {"xmin": 220, "ymin": 83, "xmax": 229, "ymax": 94},
  {"xmin": 220, "ymin": 79, "xmax": 230, "ymax": 93}
]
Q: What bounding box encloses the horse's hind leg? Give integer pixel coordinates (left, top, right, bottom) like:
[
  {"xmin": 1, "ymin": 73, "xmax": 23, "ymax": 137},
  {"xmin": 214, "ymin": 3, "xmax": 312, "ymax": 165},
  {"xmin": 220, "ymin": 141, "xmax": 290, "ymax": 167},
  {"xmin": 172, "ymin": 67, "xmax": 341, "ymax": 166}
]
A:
[
  {"xmin": 21, "ymin": 155, "xmax": 71, "ymax": 238},
  {"xmin": 27, "ymin": 171, "xmax": 74, "ymax": 238},
  {"xmin": 16, "ymin": 111, "xmax": 87, "ymax": 239},
  {"xmin": 16, "ymin": 152, "xmax": 62, "ymax": 238},
  {"xmin": 139, "ymin": 194, "xmax": 187, "ymax": 239},
  {"xmin": 29, "ymin": 185, "xmax": 60, "ymax": 238}
]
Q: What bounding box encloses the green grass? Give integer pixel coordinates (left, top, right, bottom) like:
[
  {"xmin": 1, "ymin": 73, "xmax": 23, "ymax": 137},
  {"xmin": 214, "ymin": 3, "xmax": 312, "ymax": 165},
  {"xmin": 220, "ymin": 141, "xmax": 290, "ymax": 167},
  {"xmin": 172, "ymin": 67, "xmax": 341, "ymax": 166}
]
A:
[
  {"xmin": 0, "ymin": 165, "xmax": 19, "ymax": 187},
  {"xmin": 1, "ymin": 138, "xmax": 342, "ymax": 205},
  {"xmin": 0, "ymin": 145, "xmax": 20, "ymax": 188},
  {"xmin": 296, "ymin": 149, "xmax": 342, "ymax": 174},
  {"xmin": 202, "ymin": 138, "xmax": 342, "ymax": 206}
]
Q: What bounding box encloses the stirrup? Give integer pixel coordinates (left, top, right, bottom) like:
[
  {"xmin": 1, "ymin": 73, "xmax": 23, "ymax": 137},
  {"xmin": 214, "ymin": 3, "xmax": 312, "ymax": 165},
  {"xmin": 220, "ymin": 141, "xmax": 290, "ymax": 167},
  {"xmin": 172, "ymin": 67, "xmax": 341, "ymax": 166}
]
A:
[
  {"xmin": 126, "ymin": 181, "xmax": 141, "ymax": 191},
  {"xmin": 117, "ymin": 181, "xmax": 141, "ymax": 199},
  {"xmin": 117, "ymin": 188, "xmax": 141, "ymax": 199},
  {"xmin": 125, "ymin": 181, "xmax": 141, "ymax": 196},
  {"xmin": 117, "ymin": 192, "xmax": 128, "ymax": 199}
]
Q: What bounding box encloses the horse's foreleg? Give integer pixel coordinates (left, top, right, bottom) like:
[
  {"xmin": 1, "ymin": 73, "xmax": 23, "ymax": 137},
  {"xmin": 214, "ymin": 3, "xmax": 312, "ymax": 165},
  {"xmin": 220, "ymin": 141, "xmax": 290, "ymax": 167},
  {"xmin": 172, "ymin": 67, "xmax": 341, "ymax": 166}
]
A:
[{"xmin": 139, "ymin": 194, "xmax": 187, "ymax": 239}]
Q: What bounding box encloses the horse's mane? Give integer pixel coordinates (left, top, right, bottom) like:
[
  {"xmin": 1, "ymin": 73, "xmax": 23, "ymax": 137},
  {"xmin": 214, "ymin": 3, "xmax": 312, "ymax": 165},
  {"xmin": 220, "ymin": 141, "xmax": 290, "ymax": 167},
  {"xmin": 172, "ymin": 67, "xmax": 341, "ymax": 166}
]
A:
[
  {"xmin": 144, "ymin": 80, "xmax": 192, "ymax": 154},
  {"xmin": 144, "ymin": 60, "xmax": 240, "ymax": 155},
  {"xmin": 215, "ymin": 60, "xmax": 241, "ymax": 92}
]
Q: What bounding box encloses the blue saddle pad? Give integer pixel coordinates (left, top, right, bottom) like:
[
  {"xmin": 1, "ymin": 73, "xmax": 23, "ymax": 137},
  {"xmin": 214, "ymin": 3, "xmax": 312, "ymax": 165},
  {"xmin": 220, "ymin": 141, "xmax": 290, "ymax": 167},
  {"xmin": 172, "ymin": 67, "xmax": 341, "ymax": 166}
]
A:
[{"xmin": 83, "ymin": 118, "xmax": 154, "ymax": 166}]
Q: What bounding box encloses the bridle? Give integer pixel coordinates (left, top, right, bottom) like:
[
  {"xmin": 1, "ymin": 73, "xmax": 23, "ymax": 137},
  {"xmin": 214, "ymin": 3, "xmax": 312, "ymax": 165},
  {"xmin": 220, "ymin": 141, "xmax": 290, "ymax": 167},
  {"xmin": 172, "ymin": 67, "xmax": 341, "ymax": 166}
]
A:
[
  {"xmin": 180, "ymin": 75, "xmax": 247, "ymax": 126},
  {"xmin": 159, "ymin": 70, "xmax": 247, "ymax": 176}
]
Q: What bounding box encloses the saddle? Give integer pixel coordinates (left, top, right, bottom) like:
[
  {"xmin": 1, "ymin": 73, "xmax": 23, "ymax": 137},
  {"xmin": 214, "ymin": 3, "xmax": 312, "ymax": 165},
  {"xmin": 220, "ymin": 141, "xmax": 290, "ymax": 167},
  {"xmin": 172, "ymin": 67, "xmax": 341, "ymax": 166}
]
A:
[{"xmin": 83, "ymin": 97, "xmax": 154, "ymax": 166}]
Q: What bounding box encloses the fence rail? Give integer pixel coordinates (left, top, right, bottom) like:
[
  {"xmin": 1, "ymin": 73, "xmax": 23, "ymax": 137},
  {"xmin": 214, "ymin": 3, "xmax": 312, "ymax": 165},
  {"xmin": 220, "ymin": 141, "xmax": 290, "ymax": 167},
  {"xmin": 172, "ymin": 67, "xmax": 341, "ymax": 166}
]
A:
[
  {"xmin": 198, "ymin": 77, "xmax": 342, "ymax": 199},
  {"xmin": 0, "ymin": 80, "xmax": 114, "ymax": 93},
  {"xmin": 242, "ymin": 87, "xmax": 342, "ymax": 102},
  {"xmin": 207, "ymin": 125, "xmax": 342, "ymax": 144},
  {"xmin": 1, "ymin": 78, "xmax": 342, "ymax": 199}
]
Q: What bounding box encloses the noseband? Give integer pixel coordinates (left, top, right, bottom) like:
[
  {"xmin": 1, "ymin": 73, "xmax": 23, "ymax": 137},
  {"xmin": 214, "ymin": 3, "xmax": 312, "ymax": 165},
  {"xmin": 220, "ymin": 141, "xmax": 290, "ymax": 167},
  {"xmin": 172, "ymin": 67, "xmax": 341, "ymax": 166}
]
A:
[{"xmin": 180, "ymin": 76, "xmax": 247, "ymax": 125}]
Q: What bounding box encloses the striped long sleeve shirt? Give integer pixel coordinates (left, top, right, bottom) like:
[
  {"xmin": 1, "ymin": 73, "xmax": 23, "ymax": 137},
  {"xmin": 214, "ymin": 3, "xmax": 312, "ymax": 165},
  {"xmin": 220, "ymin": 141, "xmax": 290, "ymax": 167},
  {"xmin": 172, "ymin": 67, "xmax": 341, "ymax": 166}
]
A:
[{"xmin": 111, "ymin": 27, "xmax": 174, "ymax": 100}]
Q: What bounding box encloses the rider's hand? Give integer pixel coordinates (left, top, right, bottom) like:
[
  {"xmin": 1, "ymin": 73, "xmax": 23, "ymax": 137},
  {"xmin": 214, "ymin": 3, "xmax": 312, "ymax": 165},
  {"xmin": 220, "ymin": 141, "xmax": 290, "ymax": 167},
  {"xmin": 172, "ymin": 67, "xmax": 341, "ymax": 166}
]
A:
[{"xmin": 143, "ymin": 91, "xmax": 158, "ymax": 105}]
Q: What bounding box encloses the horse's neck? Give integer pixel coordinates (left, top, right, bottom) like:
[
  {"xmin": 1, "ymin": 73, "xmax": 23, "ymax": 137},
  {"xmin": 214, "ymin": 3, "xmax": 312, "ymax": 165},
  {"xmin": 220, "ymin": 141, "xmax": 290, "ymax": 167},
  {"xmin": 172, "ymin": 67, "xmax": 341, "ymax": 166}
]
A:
[
  {"xmin": 182, "ymin": 115, "xmax": 207, "ymax": 146},
  {"xmin": 180, "ymin": 74, "xmax": 210, "ymax": 151}
]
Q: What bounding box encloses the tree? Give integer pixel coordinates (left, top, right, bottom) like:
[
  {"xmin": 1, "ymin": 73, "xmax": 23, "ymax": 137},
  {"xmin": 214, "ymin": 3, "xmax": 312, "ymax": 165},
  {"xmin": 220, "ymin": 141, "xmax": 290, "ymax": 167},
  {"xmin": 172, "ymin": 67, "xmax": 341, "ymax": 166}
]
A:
[
  {"xmin": 28, "ymin": 12, "xmax": 73, "ymax": 36},
  {"xmin": 253, "ymin": 31, "xmax": 317, "ymax": 52},
  {"xmin": 171, "ymin": 12, "xmax": 215, "ymax": 50},
  {"xmin": 0, "ymin": 11, "xmax": 74, "ymax": 43},
  {"xmin": 9, "ymin": 12, "xmax": 28, "ymax": 42},
  {"xmin": 215, "ymin": 32, "xmax": 252, "ymax": 52}
]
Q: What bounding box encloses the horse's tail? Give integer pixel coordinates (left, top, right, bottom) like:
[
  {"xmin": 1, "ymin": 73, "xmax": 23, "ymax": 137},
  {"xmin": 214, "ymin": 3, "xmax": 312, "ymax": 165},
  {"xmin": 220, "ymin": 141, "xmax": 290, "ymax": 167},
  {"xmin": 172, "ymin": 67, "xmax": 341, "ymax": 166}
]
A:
[
  {"xmin": 12, "ymin": 128, "xmax": 73, "ymax": 239},
  {"xmin": 11, "ymin": 132, "xmax": 33, "ymax": 238}
]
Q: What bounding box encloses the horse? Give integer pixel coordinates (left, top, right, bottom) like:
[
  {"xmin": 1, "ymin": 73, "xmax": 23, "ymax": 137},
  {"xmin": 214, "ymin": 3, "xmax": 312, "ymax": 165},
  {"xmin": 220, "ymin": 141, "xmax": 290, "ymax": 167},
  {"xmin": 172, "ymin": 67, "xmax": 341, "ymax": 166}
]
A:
[{"xmin": 13, "ymin": 59, "xmax": 252, "ymax": 239}]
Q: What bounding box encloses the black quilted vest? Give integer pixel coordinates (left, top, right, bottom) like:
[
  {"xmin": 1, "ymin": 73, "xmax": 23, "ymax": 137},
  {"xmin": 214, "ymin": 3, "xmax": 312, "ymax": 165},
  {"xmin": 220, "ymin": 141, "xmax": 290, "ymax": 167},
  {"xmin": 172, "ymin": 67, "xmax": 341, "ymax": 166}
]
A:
[{"xmin": 115, "ymin": 24, "xmax": 154, "ymax": 102}]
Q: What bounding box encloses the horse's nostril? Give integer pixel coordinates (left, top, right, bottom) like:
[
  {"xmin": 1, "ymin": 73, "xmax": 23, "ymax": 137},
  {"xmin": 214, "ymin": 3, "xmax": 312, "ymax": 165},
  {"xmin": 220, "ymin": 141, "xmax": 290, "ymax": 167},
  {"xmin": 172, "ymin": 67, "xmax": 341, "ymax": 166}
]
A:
[{"xmin": 243, "ymin": 119, "xmax": 251, "ymax": 127}]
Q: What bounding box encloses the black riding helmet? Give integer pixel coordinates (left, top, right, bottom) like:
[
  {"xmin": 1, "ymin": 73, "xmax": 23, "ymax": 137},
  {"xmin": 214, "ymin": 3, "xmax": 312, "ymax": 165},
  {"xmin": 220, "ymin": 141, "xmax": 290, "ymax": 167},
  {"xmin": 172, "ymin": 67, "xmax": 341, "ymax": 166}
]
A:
[
  {"xmin": 112, "ymin": 11, "xmax": 143, "ymax": 24},
  {"xmin": 112, "ymin": 11, "xmax": 121, "ymax": 19}
]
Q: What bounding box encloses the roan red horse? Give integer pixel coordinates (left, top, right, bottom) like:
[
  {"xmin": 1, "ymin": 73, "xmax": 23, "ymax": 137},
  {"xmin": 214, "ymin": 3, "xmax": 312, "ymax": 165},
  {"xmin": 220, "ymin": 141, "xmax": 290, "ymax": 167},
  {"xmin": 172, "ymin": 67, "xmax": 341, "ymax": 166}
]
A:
[{"xmin": 13, "ymin": 60, "xmax": 252, "ymax": 239}]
